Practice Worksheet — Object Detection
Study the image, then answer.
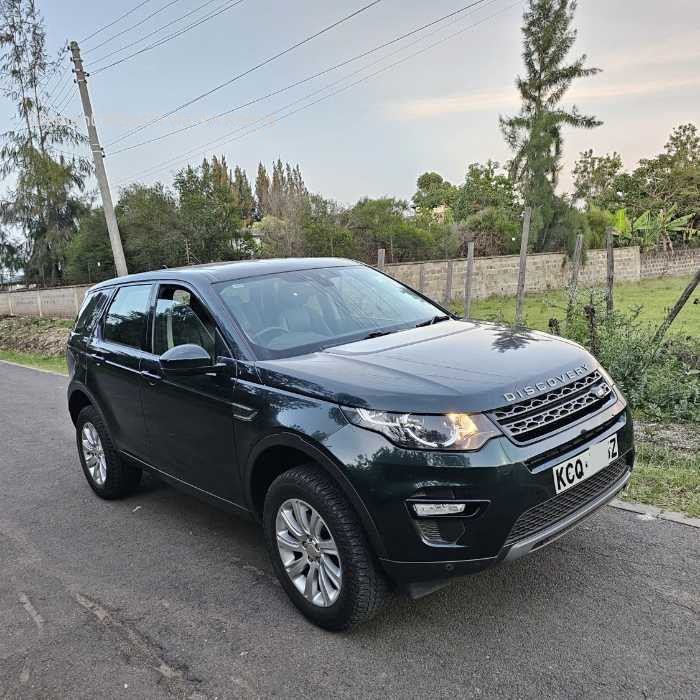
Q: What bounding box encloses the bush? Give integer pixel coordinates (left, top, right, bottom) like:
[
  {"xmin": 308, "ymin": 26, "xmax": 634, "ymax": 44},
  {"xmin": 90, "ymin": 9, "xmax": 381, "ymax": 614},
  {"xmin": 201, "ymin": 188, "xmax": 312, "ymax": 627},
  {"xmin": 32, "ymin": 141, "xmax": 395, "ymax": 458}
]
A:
[{"xmin": 558, "ymin": 290, "xmax": 700, "ymax": 421}]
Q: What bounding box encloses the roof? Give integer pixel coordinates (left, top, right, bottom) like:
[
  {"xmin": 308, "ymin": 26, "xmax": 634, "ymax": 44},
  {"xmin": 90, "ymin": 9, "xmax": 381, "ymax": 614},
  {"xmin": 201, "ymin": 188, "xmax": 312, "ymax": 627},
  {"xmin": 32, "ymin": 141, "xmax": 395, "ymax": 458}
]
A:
[{"xmin": 90, "ymin": 257, "xmax": 362, "ymax": 290}]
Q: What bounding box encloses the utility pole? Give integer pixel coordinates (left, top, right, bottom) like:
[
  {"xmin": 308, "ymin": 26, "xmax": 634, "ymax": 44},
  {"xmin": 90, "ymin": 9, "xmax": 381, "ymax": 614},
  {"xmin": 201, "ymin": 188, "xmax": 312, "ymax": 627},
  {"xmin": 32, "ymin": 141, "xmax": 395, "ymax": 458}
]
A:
[{"xmin": 69, "ymin": 41, "xmax": 128, "ymax": 277}]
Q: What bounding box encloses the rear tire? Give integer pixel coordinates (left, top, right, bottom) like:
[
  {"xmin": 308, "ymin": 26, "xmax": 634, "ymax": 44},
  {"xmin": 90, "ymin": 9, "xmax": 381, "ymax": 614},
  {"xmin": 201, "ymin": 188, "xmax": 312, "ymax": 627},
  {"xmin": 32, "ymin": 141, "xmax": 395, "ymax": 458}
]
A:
[
  {"xmin": 263, "ymin": 465, "xmax": 389, "ymax": 630},
  {"xmin": 76, "ymin": 406, "xmax": 141, "ymax": 499}
]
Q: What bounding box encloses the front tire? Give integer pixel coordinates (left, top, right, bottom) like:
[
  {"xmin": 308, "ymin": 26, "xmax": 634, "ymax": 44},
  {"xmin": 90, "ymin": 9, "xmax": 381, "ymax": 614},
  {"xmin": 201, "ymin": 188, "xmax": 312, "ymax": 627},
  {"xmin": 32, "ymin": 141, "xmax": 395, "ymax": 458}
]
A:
[
  {"xmin": 76, "ymin": 406, "xmax": 141, "ymax": 499},
  {"xmin": 263, "ymin": 465, "xmax": 389, "ymax": 630}
]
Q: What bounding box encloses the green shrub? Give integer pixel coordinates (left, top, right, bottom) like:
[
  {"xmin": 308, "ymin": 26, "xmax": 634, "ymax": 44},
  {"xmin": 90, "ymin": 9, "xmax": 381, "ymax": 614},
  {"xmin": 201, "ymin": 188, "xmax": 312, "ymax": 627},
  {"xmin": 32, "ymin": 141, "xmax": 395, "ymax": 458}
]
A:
[{"xmin": 558, "ymin": 290, "xmax": 700, "ymax": 421}]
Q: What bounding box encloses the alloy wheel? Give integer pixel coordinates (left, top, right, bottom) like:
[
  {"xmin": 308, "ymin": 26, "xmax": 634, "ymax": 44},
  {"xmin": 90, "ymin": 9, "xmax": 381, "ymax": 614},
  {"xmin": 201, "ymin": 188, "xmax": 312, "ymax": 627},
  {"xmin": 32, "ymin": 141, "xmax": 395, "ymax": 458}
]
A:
[
  {"xmin": 275, "ymin": 498, "xmax": 342, "ymax": 607},
  {"xmin": 81, "ymin": 422, "xmax": 107, "ymax": 486}
]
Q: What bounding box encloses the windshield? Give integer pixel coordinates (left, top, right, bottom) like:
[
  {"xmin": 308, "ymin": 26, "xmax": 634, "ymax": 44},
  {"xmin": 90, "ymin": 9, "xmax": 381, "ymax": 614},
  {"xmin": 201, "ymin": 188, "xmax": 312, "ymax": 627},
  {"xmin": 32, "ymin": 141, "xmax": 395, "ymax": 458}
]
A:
[{"xmin": 217, "ymin": 265, "xmax": 448, "ymax": 359}]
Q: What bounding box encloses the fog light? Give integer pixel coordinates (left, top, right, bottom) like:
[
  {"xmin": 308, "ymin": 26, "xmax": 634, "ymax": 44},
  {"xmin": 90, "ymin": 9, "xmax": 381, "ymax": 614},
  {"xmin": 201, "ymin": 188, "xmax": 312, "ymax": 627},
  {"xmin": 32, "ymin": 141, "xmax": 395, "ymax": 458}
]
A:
[{"xmin": 413, "ymin": 503, "xmax": 466, "ymax": 517}]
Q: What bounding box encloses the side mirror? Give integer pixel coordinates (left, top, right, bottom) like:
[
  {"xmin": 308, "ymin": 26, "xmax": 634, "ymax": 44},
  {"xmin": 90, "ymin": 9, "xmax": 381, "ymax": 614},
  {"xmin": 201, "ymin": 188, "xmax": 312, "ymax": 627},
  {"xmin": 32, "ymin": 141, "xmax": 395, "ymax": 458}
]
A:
[{"xmin": 159, "ymin": 344, "xmax": 221, "ymax": 375}]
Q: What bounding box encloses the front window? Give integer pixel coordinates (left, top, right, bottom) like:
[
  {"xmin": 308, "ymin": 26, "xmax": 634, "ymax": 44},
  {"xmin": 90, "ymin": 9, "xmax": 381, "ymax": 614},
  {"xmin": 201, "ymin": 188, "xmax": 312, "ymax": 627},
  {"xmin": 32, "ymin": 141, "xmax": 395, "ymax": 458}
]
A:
[{"xmin": 217, "ymin": 265, "xmax": 447, "ymax": 359}]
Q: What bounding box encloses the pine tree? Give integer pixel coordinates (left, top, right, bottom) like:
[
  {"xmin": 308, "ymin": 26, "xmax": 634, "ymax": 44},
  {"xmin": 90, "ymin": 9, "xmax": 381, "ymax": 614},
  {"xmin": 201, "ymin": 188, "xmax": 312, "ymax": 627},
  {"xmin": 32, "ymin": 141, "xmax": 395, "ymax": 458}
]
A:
[
  {"xmin": 233, "ymin": 166, "xmax": 254, "ymax": 224},
  {"xmin": 269, "ymin": 159, "xmax": 286, "ymax": 218},
  {"xmin": 254, "ymin": 162, "xmax": 270, "ymax": 219},
  {"xmin": 500, "ymin": 0, "xmax": 600, "ymax": 249}
]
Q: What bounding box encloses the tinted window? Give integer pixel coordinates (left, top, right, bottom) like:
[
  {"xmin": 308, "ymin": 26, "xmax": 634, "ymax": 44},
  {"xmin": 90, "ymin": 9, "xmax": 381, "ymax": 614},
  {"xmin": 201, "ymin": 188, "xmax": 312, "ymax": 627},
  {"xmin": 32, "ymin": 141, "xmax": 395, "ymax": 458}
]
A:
[
  {"xmin": 152, "ymin": 286, "xmax": 216, "ymax": 358},
  {"xmin": 102, "ymin": 284, "xmax": 152, "ymax": 349},
  {"xmin": 74, "ymin": 290, "xmax": 109, "ymax": 336},
  {"xmin": 217, "ymin": 265, "xmax": 444, "ymax": 359}
]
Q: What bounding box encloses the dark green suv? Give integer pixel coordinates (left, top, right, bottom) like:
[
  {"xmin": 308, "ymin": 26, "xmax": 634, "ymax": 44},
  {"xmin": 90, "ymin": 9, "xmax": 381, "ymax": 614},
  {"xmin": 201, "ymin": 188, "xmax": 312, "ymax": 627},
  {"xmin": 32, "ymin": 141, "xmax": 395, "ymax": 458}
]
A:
[{"xmin": 67, "ymin": 258, "xmax": 634, "ymax": 629}]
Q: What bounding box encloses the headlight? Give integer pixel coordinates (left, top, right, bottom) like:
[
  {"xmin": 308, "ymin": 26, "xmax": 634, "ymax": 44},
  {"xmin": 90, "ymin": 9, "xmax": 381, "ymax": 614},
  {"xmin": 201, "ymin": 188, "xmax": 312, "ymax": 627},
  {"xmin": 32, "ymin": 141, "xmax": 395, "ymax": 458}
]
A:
[{"xmin": 341, "ymin": 407, "xmax": 500, "ymax": 451}]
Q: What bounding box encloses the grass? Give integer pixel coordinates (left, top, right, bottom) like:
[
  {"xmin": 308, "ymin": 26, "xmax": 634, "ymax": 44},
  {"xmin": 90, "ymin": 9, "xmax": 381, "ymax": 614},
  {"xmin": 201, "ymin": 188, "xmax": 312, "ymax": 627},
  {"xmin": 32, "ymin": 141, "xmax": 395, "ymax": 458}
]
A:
[
  {"xmin": 622, "ymin": 442, "xmax": 700, "ymax": 517},
  {"xmin": 453, "ymin": 275, "xmax": 699, "ymax": 337},
  {"xmin": 0, "ymin": 349, "xmax": 67, "ymax": 374}
]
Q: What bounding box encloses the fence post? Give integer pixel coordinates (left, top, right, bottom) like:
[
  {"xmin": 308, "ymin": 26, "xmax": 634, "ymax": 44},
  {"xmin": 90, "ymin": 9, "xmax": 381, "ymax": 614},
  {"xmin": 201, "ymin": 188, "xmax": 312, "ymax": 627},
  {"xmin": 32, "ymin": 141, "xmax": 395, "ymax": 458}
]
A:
[
  {"xmin": 418, "ymin": 263, "xmax": 425, "ymax": 292},
  {"xmin": 377, "ymin": 248, "xmax": 385, "ymax": 270},
  {"xmin": 463, "ymin": 241, "xmax": 475, "ymax": 318},
  {"xmin": 566, "ymin": 233, "xmax": 584, "ymax": 323},
  {"xmin": 606, "ymin": 228, "xmax": 615, "ymax": 316},
  {"xmin": 6, "ymin": 291, "xmax": 12, "ymax": 317},
  {"xmin": 444, "ymin": 260, "xmax": 454, "ymax": 305},
  {"xmin": 37, "ymin": 291, "xmax": 43, "ymax": 318},
  {"xmin": 73, "ymin": 286, "xmax": 81, "ymax": 316},
  {"xmin": 514, "ymin": 206, "xmax": 532, "ymax": 325}
]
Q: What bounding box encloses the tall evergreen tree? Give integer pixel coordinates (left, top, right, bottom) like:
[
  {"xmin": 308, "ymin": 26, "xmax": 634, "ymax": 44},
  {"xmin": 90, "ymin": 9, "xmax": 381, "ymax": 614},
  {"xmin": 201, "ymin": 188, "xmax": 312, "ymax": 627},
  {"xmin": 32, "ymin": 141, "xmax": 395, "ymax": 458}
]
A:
[
  {"xmin": 500, "ymin": 0, "xmax": 600, "ymax": 249},
  {"xmin": 269, "ymin": 158, "xmax": 285, "ymax": 218},
  {"xmin": 254, "ymin": 162, "xmax": 270, "ymax": 219},
  {"xmin": 233, "ymin": 166, "xmax": 254, "ymax": 224}
]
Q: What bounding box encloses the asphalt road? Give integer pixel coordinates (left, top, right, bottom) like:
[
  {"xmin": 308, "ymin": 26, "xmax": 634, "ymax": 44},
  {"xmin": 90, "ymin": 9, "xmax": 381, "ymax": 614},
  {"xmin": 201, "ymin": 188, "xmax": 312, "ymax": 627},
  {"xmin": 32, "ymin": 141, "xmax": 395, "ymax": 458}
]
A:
[{"xmin": 0, "ymin": 361, "xmax": 698, "ymax": 699}]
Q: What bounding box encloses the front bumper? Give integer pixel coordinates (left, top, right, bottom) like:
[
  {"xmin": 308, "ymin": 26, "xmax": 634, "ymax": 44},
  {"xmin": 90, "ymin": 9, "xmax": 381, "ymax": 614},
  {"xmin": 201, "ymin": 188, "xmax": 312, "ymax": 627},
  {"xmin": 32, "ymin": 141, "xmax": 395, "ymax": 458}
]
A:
[{"xmin": 323, "ymin": 399, "xmax": 634, "ymax": 588}]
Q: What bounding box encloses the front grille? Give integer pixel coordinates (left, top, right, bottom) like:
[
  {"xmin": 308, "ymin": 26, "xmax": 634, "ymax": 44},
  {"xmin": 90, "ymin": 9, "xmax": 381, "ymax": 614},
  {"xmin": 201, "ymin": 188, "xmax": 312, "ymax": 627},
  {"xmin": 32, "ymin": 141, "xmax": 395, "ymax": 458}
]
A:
[
  {"xmin": 491, "ymin": 370, "xmax": 615, "ymax": 443},
  {"xmin": 504, "ymin": 455, "xmax": 629, "ymax": 546}
]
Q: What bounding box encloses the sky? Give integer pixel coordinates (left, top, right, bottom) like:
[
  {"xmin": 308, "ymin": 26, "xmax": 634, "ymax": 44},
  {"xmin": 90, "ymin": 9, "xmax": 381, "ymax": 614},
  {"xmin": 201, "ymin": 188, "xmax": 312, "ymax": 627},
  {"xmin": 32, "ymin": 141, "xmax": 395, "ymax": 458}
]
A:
[{"xmin": 5, "ymin": 0, "xmax": 700, "ymax": 205}]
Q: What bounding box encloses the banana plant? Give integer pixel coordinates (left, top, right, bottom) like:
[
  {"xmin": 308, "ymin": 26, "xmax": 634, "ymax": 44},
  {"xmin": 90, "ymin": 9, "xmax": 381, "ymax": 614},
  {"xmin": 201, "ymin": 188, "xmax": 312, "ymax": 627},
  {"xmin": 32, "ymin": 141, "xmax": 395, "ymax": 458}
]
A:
[
  {"xmin": 633, "ymin": 205, "xmax": 698, "ymax": 252},
  {"xmin": 612, "ymin": 206, "xmax": 697, "ymax": 251}
]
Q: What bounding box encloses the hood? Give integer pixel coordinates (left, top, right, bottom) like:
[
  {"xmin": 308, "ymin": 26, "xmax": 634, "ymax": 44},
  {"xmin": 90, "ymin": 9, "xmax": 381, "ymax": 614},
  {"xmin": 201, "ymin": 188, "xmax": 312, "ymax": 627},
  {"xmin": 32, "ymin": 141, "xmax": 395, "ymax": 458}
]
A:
[{"xmin": 254, "ymin": 320, "xmax": 598, "ymax": 414}]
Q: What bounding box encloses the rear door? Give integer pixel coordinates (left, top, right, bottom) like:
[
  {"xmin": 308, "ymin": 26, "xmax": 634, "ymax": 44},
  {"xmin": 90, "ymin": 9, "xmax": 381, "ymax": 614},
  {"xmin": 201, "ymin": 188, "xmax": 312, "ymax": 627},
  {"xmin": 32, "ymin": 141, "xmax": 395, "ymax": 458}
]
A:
[
  {"xmin": 86, "ymin": 283, "xmax": 153, "ymax": 460},
  {"xmin": 139, "ymin": 283, "xmax": 242, "ymax": 503}
]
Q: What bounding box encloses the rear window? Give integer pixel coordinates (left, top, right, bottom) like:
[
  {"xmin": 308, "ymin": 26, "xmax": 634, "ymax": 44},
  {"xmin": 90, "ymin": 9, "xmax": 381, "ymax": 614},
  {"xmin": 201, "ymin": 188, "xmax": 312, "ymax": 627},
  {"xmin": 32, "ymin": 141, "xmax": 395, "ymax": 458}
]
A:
[
  {"xmin": 74, "ymin": 290, "xmax": 109, "ymax": 336},
  {"xmin": 102, "ymin": 284, "xmax": 152, "ymax": 349}
]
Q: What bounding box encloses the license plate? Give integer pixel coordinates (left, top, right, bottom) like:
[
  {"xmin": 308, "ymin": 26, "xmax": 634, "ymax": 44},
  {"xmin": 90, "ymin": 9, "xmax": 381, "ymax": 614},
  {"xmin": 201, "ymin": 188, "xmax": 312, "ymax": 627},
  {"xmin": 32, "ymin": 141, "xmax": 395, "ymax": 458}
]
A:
[{"xmin": 552, "ymin": 435, "xmax": 619, "ymax": 494}]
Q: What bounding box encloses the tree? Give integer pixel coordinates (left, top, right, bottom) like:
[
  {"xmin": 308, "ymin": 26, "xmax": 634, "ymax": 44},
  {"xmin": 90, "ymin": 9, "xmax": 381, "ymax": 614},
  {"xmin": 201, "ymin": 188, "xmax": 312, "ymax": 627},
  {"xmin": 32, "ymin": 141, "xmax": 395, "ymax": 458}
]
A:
[
  {"xmin": 345, "ymin": 197, "xmax": 432, "ymax": 262},
  {"xmin": 572, "ymin": 150, "xmax": 623, "ymax": 210},
  {"xmin": 617, "ymin": 123, "xmax": 700, "ymax": 228},
  {"xmin": 233, "ymin": 166, "xmax": 254, "ymax": 224},
  {"xmin": 118, "ymin": 183, "xmax": 183, "ymax": 271},
  {"xmin": 412, "ymin": 172, "xmax": 456, "ymax": 212},
  {"xmin": 500, "ymin": 0, "xmax": 601, "ymax": 249},
  {"xmin": 462, "ymin": 207, "xmax": 521, "ymax": 256},
  {"xmin": 452, "ymin": 161, "xmax": 518, "ymax": 220},
  {"xmin": 64, "ymin": 207, "xmax": 115, "ymax": 283},
  {"xmin": 174, "ymin": 157, "xmax": 254, "ymax": 262},
  {"xmin": 254, "ymin": 162, "xmax": 270, "ymax": 219},
  {"xmin": 0, "ymin": 0, "xmax": 90, "ymax": 285}
]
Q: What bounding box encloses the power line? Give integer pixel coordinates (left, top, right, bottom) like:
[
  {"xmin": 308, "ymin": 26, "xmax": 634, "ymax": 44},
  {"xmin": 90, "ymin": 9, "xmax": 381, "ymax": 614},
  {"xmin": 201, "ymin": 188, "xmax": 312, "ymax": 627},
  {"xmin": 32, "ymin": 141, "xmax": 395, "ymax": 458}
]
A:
[
  {"xmin": 118, "ymin": 0, "xmax": 520, "ymax": 185},
  {"xmin": 88, "ymin": 0, "xmax": 221, "ymax": 65},
  {"xmin": 108, "ymin": 0, "xmax": 494, "ymax": 156},
  {"xmin": 90, "ymin": 0, "xmax": 246, "ymax": 74},
  {"xmin": 47, "ymin": 68, "xmax": 72, "ymax": 104},
  {"xmin": 104, "ymin": 0, "xmax": 385, "ymax": 148},
  {"xmin": 80, "ymin": 0, "xmax": 154, "ymax": 44},
  {"xmin": 84, "ymin": 0, "xmax": 184, "ymax": 53}
]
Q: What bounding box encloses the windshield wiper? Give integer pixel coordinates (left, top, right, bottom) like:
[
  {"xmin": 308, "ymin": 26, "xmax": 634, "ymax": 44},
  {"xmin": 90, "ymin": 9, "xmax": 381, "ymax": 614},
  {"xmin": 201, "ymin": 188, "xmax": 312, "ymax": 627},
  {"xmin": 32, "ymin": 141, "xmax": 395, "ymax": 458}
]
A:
[
  {"xmin": 362, "ymin": 329, "xmax": 396, "ymax": 340},
  {"xmin": 415, "ymin": 314, "xmax": 450, "ymax": 328}
]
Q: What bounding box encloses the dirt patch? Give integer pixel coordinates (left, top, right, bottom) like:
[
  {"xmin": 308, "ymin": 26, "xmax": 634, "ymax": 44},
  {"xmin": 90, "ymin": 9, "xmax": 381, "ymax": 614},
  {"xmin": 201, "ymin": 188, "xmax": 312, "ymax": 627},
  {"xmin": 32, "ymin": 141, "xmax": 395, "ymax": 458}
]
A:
[
  {"xmin": 634, "ymin": 420, "xmax": 700, "ymax": 454},
  {"xmin": 0, "ymin": 316, "xmax": 72, "ymax": 357}
]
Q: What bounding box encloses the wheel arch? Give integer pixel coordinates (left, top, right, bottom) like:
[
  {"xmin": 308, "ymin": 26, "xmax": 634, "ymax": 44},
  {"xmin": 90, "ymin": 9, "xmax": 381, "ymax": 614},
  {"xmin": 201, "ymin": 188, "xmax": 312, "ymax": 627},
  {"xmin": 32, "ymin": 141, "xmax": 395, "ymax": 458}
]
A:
[
  {"xmin": 68, "ymin": 385, "xmax": 94, "ymax": 425},
  {"xmin": 245, "ymin": 433, "xmax": 387, "ymax": 558}
]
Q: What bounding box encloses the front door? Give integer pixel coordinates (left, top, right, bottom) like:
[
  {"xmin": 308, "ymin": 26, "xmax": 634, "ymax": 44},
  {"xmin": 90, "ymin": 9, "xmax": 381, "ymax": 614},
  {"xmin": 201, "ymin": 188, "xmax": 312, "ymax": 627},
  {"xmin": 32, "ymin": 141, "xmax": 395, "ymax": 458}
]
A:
[{"xmin": 140, "ymin": 284, "xmax": 242, "ymax": 503}]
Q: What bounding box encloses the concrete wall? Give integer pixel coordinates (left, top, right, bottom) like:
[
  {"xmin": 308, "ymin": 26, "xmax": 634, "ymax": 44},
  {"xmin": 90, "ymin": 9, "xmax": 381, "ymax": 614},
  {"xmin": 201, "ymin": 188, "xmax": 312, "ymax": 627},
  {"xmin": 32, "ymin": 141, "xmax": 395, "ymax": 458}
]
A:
[
  {"xmin": 385, "ymin": 247, "xmax": 641, "ymax": 303},
  {"xmin": 0, "ymin": 247, "xmax": 696, "ymax": 318},
  {"xmin": 0, "ymin": 284, "xmax": 88, "ymax": 319},
  {"xmin": 640, "ymin": 248, "xmax": 700, "ymax": 279}
]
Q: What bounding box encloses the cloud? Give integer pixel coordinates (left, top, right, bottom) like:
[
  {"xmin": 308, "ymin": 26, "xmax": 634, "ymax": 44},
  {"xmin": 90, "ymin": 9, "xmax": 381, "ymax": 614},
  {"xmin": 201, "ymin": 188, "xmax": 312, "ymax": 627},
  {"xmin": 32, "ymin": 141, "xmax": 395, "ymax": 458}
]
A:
[{"xmin": 386, "ymin": 76, "xmax": 700, "ymax": 120}]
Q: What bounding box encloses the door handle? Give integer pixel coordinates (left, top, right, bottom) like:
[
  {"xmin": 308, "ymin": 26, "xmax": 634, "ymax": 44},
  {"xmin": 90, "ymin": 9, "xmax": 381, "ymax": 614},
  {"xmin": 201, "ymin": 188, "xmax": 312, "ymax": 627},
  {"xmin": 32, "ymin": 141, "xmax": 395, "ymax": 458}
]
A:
[{"xmin": 140, "ymin": 370, "xmax": 162, "ymax": 384}]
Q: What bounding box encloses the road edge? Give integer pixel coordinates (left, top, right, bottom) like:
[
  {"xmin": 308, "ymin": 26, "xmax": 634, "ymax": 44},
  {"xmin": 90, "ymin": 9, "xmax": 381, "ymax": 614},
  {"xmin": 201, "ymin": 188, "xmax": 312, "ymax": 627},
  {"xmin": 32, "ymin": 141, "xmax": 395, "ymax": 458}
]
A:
[
  {"xmin": 0, "ymin": 358, "xmax": 67, "ymax": 377},
  {"xmin": 609, "ymin": 498, "xmax": 700, "ymax": 529}
]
